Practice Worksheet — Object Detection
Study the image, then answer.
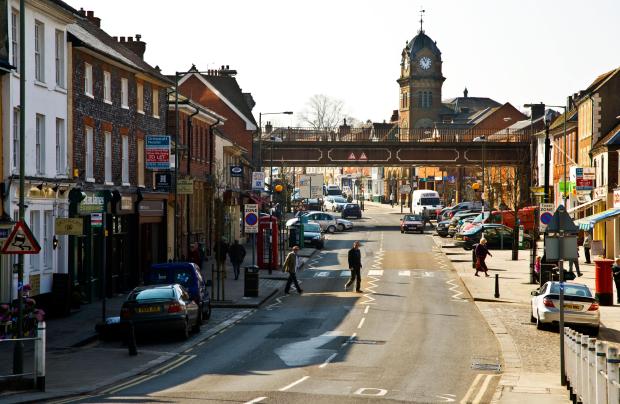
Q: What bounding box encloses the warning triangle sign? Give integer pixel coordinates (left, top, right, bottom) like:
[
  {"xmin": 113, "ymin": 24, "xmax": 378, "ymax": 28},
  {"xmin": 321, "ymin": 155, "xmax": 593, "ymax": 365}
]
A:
[
  {"xmin": 359, "ymin": 152, "xmax": 368, "ymax": 161},
  {"xmin": 347, "ymin": 152, "xmax": 356, "ymax": 160},
  {"xmin": 1, "ymin": 221, "xmax": 41, "ymax": 254}
]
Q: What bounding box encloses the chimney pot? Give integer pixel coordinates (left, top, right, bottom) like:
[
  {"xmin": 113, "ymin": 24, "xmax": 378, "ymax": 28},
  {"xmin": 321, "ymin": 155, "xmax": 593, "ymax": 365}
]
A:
[
  {"xmin": 79, "ymin": 8, "xmax": 86, "ymax": 16},
  {"xmin": 86, "ymin": 10, "xmax": 94, "ymax": 18},
  {"xmin": 226, "ymin": 65, "xmax": 229, "ymax": 69},
  {"xmin": 120, "ymin": 36, "xmax": 126, "ymax": 43},
  {"xmin": 128, "ymin": 36, "xmax": 134, "ymax": 42},
  {"xmin": 112, "ymin": 36, "xmax": 118, "ymax": 41},
  {"xmin": 136, "ymin": 34, "xmax": 142, "ymax": 41}
]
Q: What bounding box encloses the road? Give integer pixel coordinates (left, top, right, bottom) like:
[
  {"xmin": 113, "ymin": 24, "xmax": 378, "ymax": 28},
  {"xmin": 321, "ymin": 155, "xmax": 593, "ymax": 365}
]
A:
[{"xmin": 69, "ymin": 204, "xmax": 502, "ymax": 403}]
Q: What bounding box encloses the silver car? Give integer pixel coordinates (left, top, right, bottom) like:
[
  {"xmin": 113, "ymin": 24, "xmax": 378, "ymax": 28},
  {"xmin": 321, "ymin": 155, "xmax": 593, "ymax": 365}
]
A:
[
  {"xmin": 285, "ymin": 211, "xmax": 338, "ymax": 233},
  {"xmin": 530, "ymin": 282, "xmax": 600, "ymax": 335},
  {"xmin": 336, "ymin": 218, "xmax": 353, "ymax": 231}
]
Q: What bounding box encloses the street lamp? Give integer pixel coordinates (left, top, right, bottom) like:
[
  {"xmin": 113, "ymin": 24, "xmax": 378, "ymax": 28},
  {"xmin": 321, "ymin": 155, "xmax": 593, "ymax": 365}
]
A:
[{"xmin": 473, "ymin": 134, "xmax": 487, "ymax": 213}]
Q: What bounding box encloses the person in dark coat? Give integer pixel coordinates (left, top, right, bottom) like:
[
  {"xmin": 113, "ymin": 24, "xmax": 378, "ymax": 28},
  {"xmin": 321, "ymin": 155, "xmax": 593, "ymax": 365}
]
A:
[
  {"xmin": 228, "ymin": 240, "xmax": 246, "ymax": 280},
  {"xmin": 474, "ymin": 238, "xmax": 492, "ymax": 277},
  {"xmin": 612, "ymin": 258, "xmax": 620, "ymax": 304},
  {"xmin": 216, "ymin": 239, "xmax": 229, "ymax": 265},
  {"xmin": 345, "ymin": 241, "xmax": 363, "ymax": 292}
]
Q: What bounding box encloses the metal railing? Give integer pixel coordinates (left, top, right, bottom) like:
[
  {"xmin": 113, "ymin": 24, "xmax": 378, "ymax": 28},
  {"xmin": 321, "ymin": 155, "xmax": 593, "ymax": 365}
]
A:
[
  {"xmin": 263, "ymin": 127, "xmax": 533, "ymax": 144},
  {"xmin": 0, "ymin": 321, "xmax": 46, "ymax": 391},
  {"xmin": 564, "ymin": 327, "xmax": 620, "ymax": 403}
]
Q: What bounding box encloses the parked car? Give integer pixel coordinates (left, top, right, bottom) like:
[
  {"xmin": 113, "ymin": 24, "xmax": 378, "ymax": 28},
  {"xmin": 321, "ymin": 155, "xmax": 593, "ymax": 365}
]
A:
[
  {"xmin": 460, "ymin": 207, "xmax": 537, "ymax": 235},
  {"xmin": 336, "ymin": 218, "xmax": 353, "ymax": 231},
  {"xmin": 147, "ymin": 262, "xmax": 211, "ymax": 320},
  {"xmin": 448, "ymin": 212, "xmax": 480, "ymax": 237},
  {"xmin": 120, "ymin": 284, "xmax": 201, "ymax": 340},
  {"xmin": 342, "ymin": 203, "xmax": 362, "ymax": 219},
  {"xmin": 454, "ymin": 223, "xmax": 532, "ymax": 250},
  {"xmin": 400, "ymin": 214, "xmax": 424, "ymax": 234},
  {"xmin": 436, "ymin": 220, "xmax": 451, "ymax": 237},
  {"xmin": 324, "ymin": 196, "xmax": 349, "ymax": 212},
  {"xmin": 287, "ymin": 211, "xmax": 337, "ymax": 233},
  {"xmin": 530, "ymin": 282, "xmax": 599, "ymax": 335},
  {"xmin": 305, "ymin": 198, "xmax": 323, "ymax": 211},
  {"xmin": 289, "ymin": 222, "xmax": 325, "ymax": 249}
]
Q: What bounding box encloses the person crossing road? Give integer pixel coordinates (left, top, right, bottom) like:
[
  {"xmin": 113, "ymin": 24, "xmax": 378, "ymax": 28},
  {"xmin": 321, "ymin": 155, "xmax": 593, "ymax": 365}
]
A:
[{"xmin": 345, "ymin": 241, "xmax": 363, "ymax": 292}]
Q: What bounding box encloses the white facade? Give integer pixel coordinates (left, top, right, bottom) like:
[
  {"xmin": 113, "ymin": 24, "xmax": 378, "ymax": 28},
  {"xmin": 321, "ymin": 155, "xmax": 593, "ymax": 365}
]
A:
[{"xmin": 1, "ymin": 1, "xmax": 74, "ymax": 301}]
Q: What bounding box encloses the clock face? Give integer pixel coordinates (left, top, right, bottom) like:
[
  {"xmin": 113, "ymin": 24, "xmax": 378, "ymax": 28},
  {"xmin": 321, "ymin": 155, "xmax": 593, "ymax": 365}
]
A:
[{"xmin": 419, "ymin": 56, "xmax": 432, "ymax": 70}]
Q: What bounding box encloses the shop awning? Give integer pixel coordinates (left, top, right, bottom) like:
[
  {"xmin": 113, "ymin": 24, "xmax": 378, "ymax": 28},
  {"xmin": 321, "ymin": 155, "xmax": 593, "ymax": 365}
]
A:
[
  {"xmin": 568, "ymin": 197, "xmax": 603, "ymax": 216},
  {"xmin": 574, "ymin": 208, "xmax": 620, "ymax": 231}
]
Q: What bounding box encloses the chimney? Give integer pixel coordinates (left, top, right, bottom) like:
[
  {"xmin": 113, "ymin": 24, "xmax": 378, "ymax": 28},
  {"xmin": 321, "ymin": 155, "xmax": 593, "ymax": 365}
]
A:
[
  {"xmin": 78, "ymin": 8, "xmax": 86, "ymax": 17},
  {"xmin": 265, "ymin": 121, "xmax": 273, "ymax": 134},
  {"xmin": 118, "ymin": 34, "xmax": 146, "ymax": 59},
  {"xmin": 218, "ymin": 65, "xmax": 237, "ymax": 77},
  {"xmin": 390, "ymin": 109, "xmax": 399, "ymax": 123},
  {"xmin": 85, "ymin": 10, "xmax": 101, "ymax": 28},
  {"xmin": 529, "ymin": 103, "xmax": 545, "ymax": 121}
]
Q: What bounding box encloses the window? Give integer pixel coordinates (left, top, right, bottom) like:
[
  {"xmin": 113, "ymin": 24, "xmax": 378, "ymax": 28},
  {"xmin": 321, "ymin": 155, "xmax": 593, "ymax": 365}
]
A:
[
  {"xmin": 418, "ymin": 91, "xmax": 432, "ymax": 108},
  {"xmin": 44, "ymin": 211, "xmax": 52, "ymax": 269},
  {"xmin": 152, "ymin": 88, "xmax": 159, "ymax": 117},
  {"xmin": 137, "ymin": 82, "xmax": 144, "ymax": 113},
  {"xmin": 85, "ymin": 126, "xmax": 94, "ymax": 181},
  {"xmin": 12, "ymin": 108, "xmax": 19, "ymax": 171},
  {"xmin": 35, "ymin": 114, "xmax": 45, "ymax": 174},
  {"xmin": 55, "ymin": 30, "xmax": 64, "ymax": 87},
  {"xmin": 56, "ymin": 118, "xmax": 65, "ymax": 174},
  {"xmin": 104, "ymin": 131, "xmax": 112, "ymax": 183},
  {"xmin": 30, "ymin": 211, "xmax": 40, "ymax": 271},
  {"xmin": 103, "ymin": 71, "xmax": 111, "ymax": 103},
  {"xmin": 137, "ymin": 138, "xmax": 144, "ymax": 187},
  {"xmin": 122, "ymin": 135, "xmax": 129, "ymax": 184},
  {"xmin": 121, "ymin": 78, "xmax": 128, "ymax": 108},
  {"xmin": 11, "ymin": 9, "xmax": 18, "ymax": 70},
  {"xmin": 34, "ymin": 21, "xmax": 44, "ymax": 81},
  {"xmin": 84, "ymin": 63, "xmax": 93, "ymax": 96}
]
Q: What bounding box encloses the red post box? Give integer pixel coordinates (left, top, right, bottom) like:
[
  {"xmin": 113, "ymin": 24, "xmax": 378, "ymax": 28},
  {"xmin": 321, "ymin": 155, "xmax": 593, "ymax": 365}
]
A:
[
  {"xmin": 594, "ymin": 259, "xmax": 614, "ymax": 306},
  {"xmin": 257, "ymin": 216, "xmax": 279, "ymax": 271}
]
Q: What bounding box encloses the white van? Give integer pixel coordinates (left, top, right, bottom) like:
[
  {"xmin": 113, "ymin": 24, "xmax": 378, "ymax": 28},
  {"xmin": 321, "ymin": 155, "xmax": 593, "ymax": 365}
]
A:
[
  {"xmin": 411, "ymin": 190, "xmax": 443, "ymax": 218},
  {"xmin": 324, "ymin": 184, "xmax": 342, "ymax": 196}
]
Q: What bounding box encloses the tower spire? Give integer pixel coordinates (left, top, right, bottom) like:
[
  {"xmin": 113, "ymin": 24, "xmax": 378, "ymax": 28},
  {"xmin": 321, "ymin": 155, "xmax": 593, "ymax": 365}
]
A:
[{"xmin": 419, "ymin": 7, "xmax": 425, "ymax": 33}]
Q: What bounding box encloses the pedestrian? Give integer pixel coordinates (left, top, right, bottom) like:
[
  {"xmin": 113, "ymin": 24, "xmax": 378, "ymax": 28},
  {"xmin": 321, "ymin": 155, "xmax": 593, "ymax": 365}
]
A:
[
  {"xmin": 345, "ymin": 241, "xmax": 363, "ymax": 292},
  {"xmin": 568, "ymin": 251, "xmax": 583, "ymax": 277},
  {"xmin": 282, "ymin": 245, "xmax": 303, "ymax": 295},
  {"xmin": 228, "ymin": 240, "xmax": 246, "ymax": 280},
  {"xmin": 474, "ymin": 238, "xmax": 492, "ymax": 277},
  {"xmin": 389, "ymin": 193, "xmax": 394, "ymax": 207},
  {"xmin": 422, "ymin": 207, "xmax": 434, "ymax": 229},
  {"xmin": 534, "ymin": 255, "xmax": 541, "ymax": 283},
  {"xmin": 583, "ymin": 232, "xmax": 592, "ymax": 264},
  {"xmin": 612, "ymin": 258, "xmax": 620, "ymax": 304},
  {"xmin": 216, "ymin": 238, "xmax": 229, "ymax": 277}
]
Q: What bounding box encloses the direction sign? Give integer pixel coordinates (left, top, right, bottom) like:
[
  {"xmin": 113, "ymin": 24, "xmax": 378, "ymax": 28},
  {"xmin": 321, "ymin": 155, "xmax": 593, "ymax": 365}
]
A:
[
  {"xmin": 1, "ymin": 221, "xmax": 41, "ymax": 254},
  {"xmin": 252, "ymin": 172, "xmax": 265, "ymax": 191},
  {"xmin": 539, "ymin": 202, "xmax": 555, "ymax": 232},
  {"xmin": 244, "ymin": 204, "xmax": 259, "ymax": 234}
]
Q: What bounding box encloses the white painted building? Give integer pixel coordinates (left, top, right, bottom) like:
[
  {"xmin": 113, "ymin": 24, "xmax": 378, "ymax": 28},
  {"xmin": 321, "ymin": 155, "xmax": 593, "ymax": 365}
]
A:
[{"xmin": 1, "ymin": 0, "xmax": 75, "ymax": 302}]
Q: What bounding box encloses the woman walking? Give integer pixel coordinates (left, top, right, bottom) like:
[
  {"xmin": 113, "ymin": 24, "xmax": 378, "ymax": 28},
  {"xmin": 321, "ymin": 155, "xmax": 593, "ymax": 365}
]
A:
[{"xmin": 475, "ymin": 238, "xmax": 492, "ymax": 277}]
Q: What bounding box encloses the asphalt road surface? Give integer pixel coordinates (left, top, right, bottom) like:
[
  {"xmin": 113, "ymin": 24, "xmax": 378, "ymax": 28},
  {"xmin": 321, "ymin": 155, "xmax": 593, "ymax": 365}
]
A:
[{"xmin": 69, "ymin": 205, "xmax": 502, "ymax": 403}]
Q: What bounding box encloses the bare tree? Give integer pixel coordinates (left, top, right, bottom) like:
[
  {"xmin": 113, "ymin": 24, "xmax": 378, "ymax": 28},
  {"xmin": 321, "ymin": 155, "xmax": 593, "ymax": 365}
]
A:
[{"xmin": 300, "ymin": 94, "xmax": 345, "ymax": 131}]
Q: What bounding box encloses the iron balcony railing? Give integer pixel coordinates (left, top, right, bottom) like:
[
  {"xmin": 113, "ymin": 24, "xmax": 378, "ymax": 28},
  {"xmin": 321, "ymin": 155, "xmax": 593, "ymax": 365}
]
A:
[{"xmin": 263, "ymin": 127, "xmax": 533, "ymax": 144}]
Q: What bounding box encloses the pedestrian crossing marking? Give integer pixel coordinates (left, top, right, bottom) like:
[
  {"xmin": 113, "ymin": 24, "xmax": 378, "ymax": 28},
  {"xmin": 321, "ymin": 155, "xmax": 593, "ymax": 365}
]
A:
[
  {"xmin": 368, "ymin": 269, "xmax": 383, "ymax": 276},
  {"xmin": 398, "ymin": 270, "xmax": 410, "ymax": 277},
  {"xmin": 340, "ymin": 270, "xmax": 350, "ymax": 277},
  {"xmin": 314, "ymin": 271, "xmax": 330, "ymax": 278}
]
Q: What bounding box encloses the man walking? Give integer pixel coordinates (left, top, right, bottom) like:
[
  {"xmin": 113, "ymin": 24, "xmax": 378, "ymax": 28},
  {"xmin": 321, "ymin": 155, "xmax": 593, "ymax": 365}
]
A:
[
  {"xmin": 345, "ymin": 241, "xmax": 363, "ymax": 292},
  {"xmin": 283, "ymin": 245, "xmax": 303, "ymax": 295},
  {"xmin": 228, "ymin": 240, "xmax": 246, "ymax": 280},
  {"xmin": 583, "ymin": 232, "xmax": 592, "ymax": 264},
  {"xmin": 389, "ymin": 193, "xmax": 394, "ymax": 208}
]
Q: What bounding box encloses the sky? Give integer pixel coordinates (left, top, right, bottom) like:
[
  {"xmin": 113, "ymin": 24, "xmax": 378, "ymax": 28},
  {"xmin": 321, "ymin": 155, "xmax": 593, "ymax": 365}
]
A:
[{"xmin": 66, "ymin": 0, "xmax": 620, "ymax": 127}]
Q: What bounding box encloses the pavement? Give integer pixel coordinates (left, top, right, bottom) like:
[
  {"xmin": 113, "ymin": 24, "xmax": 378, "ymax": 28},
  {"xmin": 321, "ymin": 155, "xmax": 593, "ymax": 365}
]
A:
[{"xmin": 0, "ymin": 240, "xmax": 319, "ymax": 403}]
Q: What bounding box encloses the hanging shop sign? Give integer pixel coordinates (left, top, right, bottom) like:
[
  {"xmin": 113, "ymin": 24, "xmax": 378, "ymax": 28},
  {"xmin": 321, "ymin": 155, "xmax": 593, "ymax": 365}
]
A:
[
  {"xmin": 178, "ymin": 179, "xmax": 194, "ymax": 195},
  {"xmin": 78, "ymin": 193, "xmax": 106, "ymax": 215},
  {"xmin": 230, "ymin": 165, "xmax": 243, "ymax": 178},
  {"xmin": 155, "ymin": 172, "xmax": 171, "ymax": 192},
  {"xmin": 614, "ymin": 189, "xmax": 620, "ymax": 209},
  {"xmin": 55, "ymin": 218, "xmax": 84, "ymax": 236},
  {"xmin": 145, "ymin": 135, "xmax": 171, "ymax": 170}
]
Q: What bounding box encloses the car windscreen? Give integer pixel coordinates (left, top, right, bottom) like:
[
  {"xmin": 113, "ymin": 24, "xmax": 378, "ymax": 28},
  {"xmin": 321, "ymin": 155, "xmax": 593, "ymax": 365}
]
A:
[
  {"xmin": 420, "ymin": 197, "xmax": 440, "ymax": 205},
  {"xmin": 333, "ymin": 197, "xmax": 347, "ymax": 203},
  {"xmin": 129, "ymin": 288, "xmax": 174, "ymax": 301},
  {"xmin": 304, "ymin": 224, "xmax": 321, "ymax": 232},
  {"xmin": 326, "ymin": 189, "xmax": 341, "ymax": 196},
  {"xmin": 549, "ymin": 284, "xmax": 592, "ymax": 297},
  {"xmin": 404, "ymin": 215, "xmax": 422, "ymax": 221},
  {"xmin": 473, "ymin": 212, "xmax": 490, "ymax": 223},
  {"xmin": 150, "ymin": 268, "xmax": 193, "ymax": 288}
]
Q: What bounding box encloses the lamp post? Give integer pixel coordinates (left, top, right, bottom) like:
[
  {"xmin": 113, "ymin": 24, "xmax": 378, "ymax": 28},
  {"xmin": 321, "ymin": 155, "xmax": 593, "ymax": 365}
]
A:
[
  {"xmin": 473, "ymin": 135, "xmax": 487, "ymax": 214},
  {"xmin": 258, "ymin": 111, "xmax": 293, "ymax": 170}
]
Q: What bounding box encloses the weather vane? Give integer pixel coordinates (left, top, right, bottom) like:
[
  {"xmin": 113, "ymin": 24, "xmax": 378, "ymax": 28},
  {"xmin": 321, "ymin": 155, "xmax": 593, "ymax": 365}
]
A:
[{"xmin": 419, "ymin": 7, "xmax": 426, "ymax": 33}]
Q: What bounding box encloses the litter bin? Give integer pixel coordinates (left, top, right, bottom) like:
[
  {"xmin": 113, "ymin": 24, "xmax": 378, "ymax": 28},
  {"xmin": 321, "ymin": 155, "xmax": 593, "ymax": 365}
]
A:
[
  {"xmin": 244, "ymin": 265, "xmax": 259, "ymax": 297},
  {"xmin": 594, "ymin": 259, "xmax": 614, "ymax": 306}
]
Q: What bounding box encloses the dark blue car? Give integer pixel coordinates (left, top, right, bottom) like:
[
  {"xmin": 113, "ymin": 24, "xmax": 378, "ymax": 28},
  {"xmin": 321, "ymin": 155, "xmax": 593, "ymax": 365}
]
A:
[{"xmin": 147, "ymin": 263, "xmax": 211, "ymax": 321}]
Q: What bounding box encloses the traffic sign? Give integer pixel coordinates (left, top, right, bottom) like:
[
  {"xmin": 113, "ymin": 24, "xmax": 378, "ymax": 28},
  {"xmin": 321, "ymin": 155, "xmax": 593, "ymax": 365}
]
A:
[
  {"xmin": 1, "ymin": 221, "xmax": 41, "ymax": 254},
  {"xmin": 359, "ymin": 152, "xmax": 368, "ymax": 161},
  {"xmin": 347, "ymin": 152, "xmax": 356, "ymax": 160},
  {"xmin": 252, "ymin": 172, "xmax": 265, "ymax": 191},
  {"xmin": 244, "ymin": 204, "xmax": 259, "ymax": 234},
  {"xmin": 539, "ymin": 202, "xmax": 555, "ymax": 232}
]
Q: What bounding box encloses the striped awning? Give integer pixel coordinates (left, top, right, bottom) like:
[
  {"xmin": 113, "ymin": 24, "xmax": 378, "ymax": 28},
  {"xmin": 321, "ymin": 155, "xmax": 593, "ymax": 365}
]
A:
[{"xmin": 574, "ymin": 208, "xmax": 620, "ymax": 230}]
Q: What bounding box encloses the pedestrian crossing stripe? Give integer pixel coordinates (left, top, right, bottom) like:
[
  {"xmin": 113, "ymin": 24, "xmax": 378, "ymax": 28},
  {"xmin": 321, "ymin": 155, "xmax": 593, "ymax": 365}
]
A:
[
  {"xmin": 314, "ymin": 271, "xmax": 330, "ymax": 278},
  {"xmin": 340, "ymin": 270, "xmax": 350, "ymax": 277},
  {"xmin": 368, "ymin": 270, "xmax": 383, "ymax": 276},
  {"xmin": 398, "ymin": 270, "xmax": 410, "ymax": 277}
]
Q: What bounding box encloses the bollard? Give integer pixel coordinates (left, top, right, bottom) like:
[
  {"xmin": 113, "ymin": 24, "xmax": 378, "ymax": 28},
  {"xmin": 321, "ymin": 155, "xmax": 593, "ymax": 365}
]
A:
[
  {"xmin": 608, "ymin": 346, "xmax": 620, "ymax": 404},
  {"xmin": 127, "ymin": 321, "xmax": 137, "ymax": 356},
  {"xmin": 565, "ymin": 328, "xmax": 572, "ymax": 391},
  {"xmin": 596, "ymin": 341, "xmax": 607, "ymax": 404},
  {"xmin": 580, "ymin": 335, "xmax": 589, "ymax": 403},
  {"xmin": 34, "ymin": 321, "xmax": 46, "ymax": 391},
  {"xmin": 587, "ymin": 338, "xmax": 596, "ymax": 404},
  {"xmin": 494, "ymin": 274, "xmax": 500, "ymax": 298}
]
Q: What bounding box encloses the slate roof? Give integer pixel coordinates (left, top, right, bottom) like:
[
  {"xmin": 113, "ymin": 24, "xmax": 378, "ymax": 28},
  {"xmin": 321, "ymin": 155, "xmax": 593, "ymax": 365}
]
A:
[
  {"xmin": 67, "ymin": 18, "xmax": 172, "ymax": 85},
  {"xmin": 49, "ymin": 0, "xmax": 80, "ymax": 15},
  {"xmin": 593, "ymin": 122, "xmax": 620, "ymax": 149},
  {"xmin": 583, "ymin": 68, "xmax": 618, "ymax": 94},
  {"xmin": 408, "ymin": 31, "xmax": 441, "ymax": 59},
  {"xmin": 199, "ymin": 74, "xmax": 257, "ymax": 127},
  {"xmin": 442, "ymin": 96, "xmax": 502, "ymax": 114}
]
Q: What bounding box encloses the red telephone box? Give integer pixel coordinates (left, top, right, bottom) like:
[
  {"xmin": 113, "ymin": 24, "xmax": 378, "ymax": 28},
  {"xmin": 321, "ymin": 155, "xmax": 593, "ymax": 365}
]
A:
[{"xmin": 257, "ymin": 216, "xmax": 279, "ymax": 270}]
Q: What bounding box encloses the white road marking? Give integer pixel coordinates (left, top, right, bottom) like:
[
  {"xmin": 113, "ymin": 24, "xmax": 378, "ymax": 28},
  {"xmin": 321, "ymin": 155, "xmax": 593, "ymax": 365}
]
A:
[
  {"xmin": 472, "ymin": 375, "xmax": 496, "ymax": 404},
  {"xmin": 319, "ymin": 353, "xmax": 338, "ymax": 368},
  {"xmin": 340, "ymin": 270, "xmax": 351, "ymax": 277},
  {"xmin": 244, "ymin": 397, "xmax": 267, "ymax": 404},
  {"xmin": 368, "ymin": 269, "xmax": 383, "ymax": 276},
  {"xmin": 357, "ymin": 317, "xmax": 366, "ymax": 329},
  {"xmin": 314, "ymin": 271, "xmax": 330, "ymax": 278},
  {"xmin": 364, "ymin": 305, "xmax": 370, "ymax": 314},
  {"xmin": 446, "ymin": 278, "xmax": 468, "ymax": 302},
  {"xmin": 279, "ymin": 375, "xmax": 310, "ymax": 391},
  {"xmin": 398, "ymin": 270, "xmax": 411, "ymax": 276},
  {"xmin": 341, "ymin": 332, "xmax": 357, "ymax": 347},
  {"xmin": 460, "ymin": 374, "xmax": 483, "ymax": 404},
  {"xmin": 354, "ymin": 387, "xmax": 388, "ymax": 396},
  {"xmin": 436, "ymin": 393, "xmax": 456, "ymax": 402}
]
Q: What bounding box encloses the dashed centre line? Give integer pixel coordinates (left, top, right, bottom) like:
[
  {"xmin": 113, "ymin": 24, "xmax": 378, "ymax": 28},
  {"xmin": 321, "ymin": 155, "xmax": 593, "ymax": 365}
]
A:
[
  {"xmin": 244, "ymin": 397, "xmax": 267, "ymax": 404},
  {"xmin": 279, "ymin": 376, "xmax": 310, "ymax": 391},
  {"xmin": 357, "ymin": 317, "xmax": 366, "ymax": 329},
  {"xmin": 319, "ymin": 353, "xmax": 338, "ymax": 368},
  {"xmin": 364, "ymin": 305, "xmax": 370, "ymax": 314}
]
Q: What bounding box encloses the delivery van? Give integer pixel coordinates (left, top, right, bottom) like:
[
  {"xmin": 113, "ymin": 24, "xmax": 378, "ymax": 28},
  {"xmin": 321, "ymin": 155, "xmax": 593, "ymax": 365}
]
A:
[{"xmin": 411, "ymin": 190, "xmax": 443, "ymax": 218}]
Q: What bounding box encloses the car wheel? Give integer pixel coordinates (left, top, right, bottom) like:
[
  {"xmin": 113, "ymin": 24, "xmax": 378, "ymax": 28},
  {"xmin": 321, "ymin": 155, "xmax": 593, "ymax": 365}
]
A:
[
  {"xmin": 337, "ymin": 223, "xmax": 345, "ymax": 232},
  {"xmin": 192, "ymin": 311, "xmax": 202, "ymax": 333},
  {"xmin": 419, "ymin": 230, "xmax": 424, "ymax": 234},
  {"xmin": 327, "ymin": 225, "xmax": 336, "ymax": 234},
  {"xmin": 180, "ymin": 318, "xmax": 190, "ymax": 340},
  {"xmin": 203, "ymin": 302, "xmax": 212, "ymax": 320}
]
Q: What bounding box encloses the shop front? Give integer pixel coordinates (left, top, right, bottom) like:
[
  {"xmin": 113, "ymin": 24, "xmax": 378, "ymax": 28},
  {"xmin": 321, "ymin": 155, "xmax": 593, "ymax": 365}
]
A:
[{"xmin": 137, "ymin": 192, "xmax": 168, "ymax": 283}]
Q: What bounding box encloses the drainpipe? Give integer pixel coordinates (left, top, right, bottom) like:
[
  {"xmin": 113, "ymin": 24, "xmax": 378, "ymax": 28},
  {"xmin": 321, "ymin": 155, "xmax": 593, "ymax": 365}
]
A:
[
  {"xmin": 208, "ymin": 118, "xmax": 221, "ymax": 257},
  {"xmin": 186, "ymin": 107, "xmax": 199, "ymax": 259}
]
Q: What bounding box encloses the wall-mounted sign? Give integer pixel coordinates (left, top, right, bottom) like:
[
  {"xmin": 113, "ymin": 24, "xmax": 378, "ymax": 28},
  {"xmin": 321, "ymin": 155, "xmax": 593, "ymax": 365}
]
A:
[
  {"xmin": 121, "ymin": 196, "xmax": 133, "ymax": 211},
  {"xmin": 614, "ymin": 189, "xmax": 620, "ymax": 208},
  {"xmin": 230, "ymin": 165, "xmax": 243, "ymax": 178},
  {"xmin": 78, "ymin": 193, "xmax": 105, "ymax": 215},
  {"xmin": 593, "ymin": 186, "xmax": 607, "ymax": 199},
  {"xmin": 55, "ymin": 218, "xmax": 83, "ymax": 236},
  {"xmin": 91, "ymin": 212, "xmax": 103, "ymax": 228},
  {"xmin": 145, "ymin": 135, "xmax": 171, "ymax": 170},
  {"xmin": 155, "ymin": 172, "xmax": 171, "ymax": 192},
  {"xmin": 575, "ymin": 167, "xmax": 594, "ymax": 191},
  {"xmin": 178, "ymin": 179, "xmax": 194, "ymax": 195}
]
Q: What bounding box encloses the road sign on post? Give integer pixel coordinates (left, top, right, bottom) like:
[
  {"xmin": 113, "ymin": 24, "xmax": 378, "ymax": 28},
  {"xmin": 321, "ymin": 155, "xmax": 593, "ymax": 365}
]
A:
[
  {"xmin": 252, "ymin": 172, "xmax": 265, "ymax": 191},
  {"xmin": 539, "ymin": 203, "xmax": 555, "ymax": 233},
  {"xmin": 1, "ymin": 221, "xmax": 41, "ymax": 254},
  {"xmin": 244, "ymin": 204, "xmax": 258, "ymax": 233}
]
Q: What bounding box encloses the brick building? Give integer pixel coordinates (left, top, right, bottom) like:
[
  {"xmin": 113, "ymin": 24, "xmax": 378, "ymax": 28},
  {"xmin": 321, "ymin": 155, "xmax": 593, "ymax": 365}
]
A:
[{"xmin": 66, "ymin": 10, "xmax": 172, "ymax": 301}]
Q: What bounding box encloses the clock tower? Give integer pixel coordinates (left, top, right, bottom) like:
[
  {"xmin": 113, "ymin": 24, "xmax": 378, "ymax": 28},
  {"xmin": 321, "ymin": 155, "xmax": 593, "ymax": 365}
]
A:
[{"xmin": 397, "ymin": 16, "xmax": 445, "ymax": 130}]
